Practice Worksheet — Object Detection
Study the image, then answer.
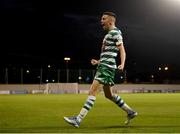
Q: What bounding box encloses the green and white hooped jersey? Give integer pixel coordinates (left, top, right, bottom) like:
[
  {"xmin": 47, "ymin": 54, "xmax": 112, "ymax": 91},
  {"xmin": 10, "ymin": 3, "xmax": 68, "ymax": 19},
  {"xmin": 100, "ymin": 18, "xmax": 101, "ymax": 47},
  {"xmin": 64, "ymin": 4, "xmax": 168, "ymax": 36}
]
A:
[{"xmin": 100, "ymin": 27, "xmax": 123, "ymax": 69}]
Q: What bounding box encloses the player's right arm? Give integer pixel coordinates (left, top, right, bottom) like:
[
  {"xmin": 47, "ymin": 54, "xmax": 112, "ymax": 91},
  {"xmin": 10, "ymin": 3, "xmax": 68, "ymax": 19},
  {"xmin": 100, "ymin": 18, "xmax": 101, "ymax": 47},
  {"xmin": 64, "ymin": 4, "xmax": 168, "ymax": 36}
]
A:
[{"xmin": 91, "ymin": 59, "xmax": 100, "ymax": 65}]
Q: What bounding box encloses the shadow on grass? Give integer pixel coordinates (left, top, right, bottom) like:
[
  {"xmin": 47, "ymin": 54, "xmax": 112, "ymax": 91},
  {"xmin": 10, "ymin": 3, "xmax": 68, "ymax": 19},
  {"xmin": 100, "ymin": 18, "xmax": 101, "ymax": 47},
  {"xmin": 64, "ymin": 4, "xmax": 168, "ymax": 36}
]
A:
[{"xmin": 99, "ymin": 125, "xmax": 180, "ymax": 129}]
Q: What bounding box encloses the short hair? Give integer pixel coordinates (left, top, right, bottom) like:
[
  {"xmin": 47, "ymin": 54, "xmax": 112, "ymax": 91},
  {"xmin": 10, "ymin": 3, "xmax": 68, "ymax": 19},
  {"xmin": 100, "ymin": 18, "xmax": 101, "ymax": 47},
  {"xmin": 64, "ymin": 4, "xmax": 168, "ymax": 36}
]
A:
[{"xmin": 103, "ymin": 11, "xmax": 117, "ymax": 19}]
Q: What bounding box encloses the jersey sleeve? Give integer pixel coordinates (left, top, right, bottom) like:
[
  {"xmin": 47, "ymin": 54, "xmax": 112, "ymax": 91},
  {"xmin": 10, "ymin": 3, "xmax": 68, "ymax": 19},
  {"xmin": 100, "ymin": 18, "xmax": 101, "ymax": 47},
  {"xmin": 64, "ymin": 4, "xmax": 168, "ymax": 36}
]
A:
[{"xmin": 113, "ymin": 33, "xmax": 123, "ymax": 46}]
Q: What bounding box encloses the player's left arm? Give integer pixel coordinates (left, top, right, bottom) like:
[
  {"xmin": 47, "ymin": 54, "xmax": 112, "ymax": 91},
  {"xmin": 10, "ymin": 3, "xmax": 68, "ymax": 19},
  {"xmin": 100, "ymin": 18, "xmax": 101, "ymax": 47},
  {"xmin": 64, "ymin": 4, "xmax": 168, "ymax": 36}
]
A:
[
  {"xmin": 114, "ymin": 32, "xmax": 126, "ymax": 70},
  {"xmin": 117, "ymin": 44, "xmax": 126, "ymax": 70}
]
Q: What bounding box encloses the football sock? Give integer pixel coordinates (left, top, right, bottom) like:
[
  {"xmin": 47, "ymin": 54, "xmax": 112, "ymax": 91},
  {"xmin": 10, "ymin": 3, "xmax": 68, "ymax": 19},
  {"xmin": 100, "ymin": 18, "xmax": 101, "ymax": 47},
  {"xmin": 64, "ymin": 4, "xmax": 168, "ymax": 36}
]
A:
[
  {"xmin": 77, "ymin": 95, "xmax": 96, "ymax": 122},
  {"xmin": 111, "ymin": 94, "xmax": 133, "ymax": 114}
]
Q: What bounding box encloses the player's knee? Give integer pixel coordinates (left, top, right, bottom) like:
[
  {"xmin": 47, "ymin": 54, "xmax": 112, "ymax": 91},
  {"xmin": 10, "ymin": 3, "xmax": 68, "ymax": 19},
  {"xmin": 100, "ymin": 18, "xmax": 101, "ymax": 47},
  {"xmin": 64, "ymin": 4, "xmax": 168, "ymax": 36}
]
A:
[
  {"xmin": 104, "ymin": 94, "xmax": 112, "ymax": 100},
  {"xmin": 88, "ymin": 90, "xmax": 96, "ymax": 96}
]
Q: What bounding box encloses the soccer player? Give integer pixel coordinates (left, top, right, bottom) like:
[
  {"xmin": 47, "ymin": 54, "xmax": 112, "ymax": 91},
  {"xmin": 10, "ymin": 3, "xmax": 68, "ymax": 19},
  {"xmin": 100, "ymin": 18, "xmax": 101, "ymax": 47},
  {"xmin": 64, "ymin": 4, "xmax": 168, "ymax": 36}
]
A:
[{"xmin": 64, "ymin": 11, "xmax": 137, "ymax": 128}]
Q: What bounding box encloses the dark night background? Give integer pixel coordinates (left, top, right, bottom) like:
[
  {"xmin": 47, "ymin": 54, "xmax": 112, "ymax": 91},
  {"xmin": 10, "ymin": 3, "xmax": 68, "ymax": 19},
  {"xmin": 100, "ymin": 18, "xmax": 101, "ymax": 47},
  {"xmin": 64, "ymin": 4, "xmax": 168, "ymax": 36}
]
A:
[{"xmin": 0, "ymin": 0, "xmax": 180, "ymax": 83}]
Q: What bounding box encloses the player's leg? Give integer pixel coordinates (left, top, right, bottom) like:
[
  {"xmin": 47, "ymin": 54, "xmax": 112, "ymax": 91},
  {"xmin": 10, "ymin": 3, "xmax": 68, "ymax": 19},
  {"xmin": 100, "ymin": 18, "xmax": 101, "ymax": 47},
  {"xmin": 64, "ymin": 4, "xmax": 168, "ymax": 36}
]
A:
[
  {"xmin": 103, "ymin": 85, "xmax": 113, "ymax": 100},
  {"xmin": 76, "ymin": 80, "xmax": 100, "ymax": 122},
  {"xmin": 103, "ymin": 85, "xmax": 137, "ymax": 125},
  {"xmin": 64, "ymin": 80, "xmax": 100, "ymax": 128}
]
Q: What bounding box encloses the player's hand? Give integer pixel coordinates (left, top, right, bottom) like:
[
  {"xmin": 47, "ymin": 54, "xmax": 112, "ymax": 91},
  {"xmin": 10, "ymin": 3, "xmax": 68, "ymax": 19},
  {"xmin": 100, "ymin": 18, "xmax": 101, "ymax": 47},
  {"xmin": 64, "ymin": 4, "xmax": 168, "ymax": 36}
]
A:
[
  {"xmin": 118, "ymin": 64, "xmax": 124, "ymax": 71},
  {"xmin": 91, "ymin": 59, "xmax": 99, "ymax": 65}
]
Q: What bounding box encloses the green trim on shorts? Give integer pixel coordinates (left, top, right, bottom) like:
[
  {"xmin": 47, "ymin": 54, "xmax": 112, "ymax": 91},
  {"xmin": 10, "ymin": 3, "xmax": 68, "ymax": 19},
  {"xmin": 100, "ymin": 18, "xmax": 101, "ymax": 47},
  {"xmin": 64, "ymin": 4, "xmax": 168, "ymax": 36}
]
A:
[{"xmin": 94, "ymin": 64, "xmax": 115, "ymax": 86}]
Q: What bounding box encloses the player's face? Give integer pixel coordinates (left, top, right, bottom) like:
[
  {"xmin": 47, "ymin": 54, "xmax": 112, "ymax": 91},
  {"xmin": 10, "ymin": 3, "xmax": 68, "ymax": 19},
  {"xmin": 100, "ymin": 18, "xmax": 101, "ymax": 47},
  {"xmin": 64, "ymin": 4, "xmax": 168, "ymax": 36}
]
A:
[{"xmin": 101, "ymin": 15, "xmax": 111, "ymax": 31}]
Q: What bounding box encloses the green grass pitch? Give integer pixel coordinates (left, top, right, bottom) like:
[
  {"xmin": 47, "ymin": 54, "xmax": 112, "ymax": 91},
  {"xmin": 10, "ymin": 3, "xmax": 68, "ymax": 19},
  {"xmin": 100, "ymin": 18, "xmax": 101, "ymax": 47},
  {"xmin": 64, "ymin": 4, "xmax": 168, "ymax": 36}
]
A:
[{"xmin": 0, "ymin": 93, "xmax": 180, "ymax": 133}]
